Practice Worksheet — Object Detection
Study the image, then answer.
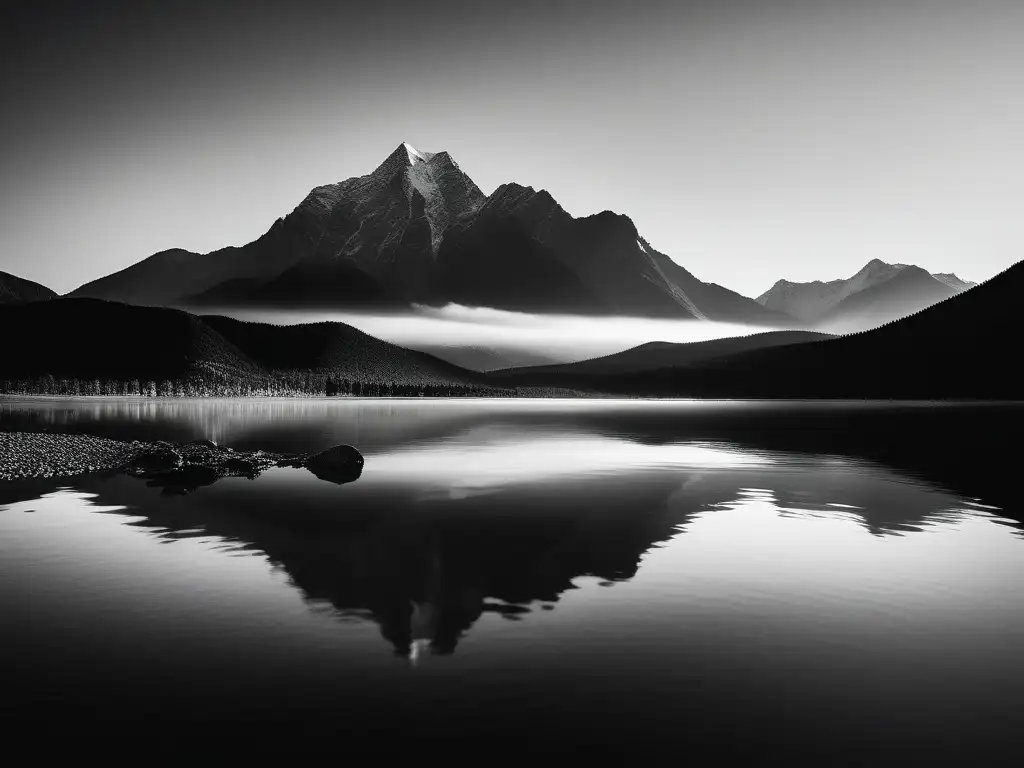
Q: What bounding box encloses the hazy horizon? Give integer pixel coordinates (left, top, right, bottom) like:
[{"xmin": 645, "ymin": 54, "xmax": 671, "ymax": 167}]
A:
[{"xmin": 3, "ymin": 0, "xmax": 1023, "ymax": 298}]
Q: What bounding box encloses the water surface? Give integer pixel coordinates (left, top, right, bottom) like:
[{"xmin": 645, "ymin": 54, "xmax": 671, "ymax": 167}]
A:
[{"xmin": 2, "ymin": 398, "xmax": 1022, "ymax": 761}]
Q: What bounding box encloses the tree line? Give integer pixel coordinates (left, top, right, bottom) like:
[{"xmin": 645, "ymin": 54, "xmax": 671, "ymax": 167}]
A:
[{"xmin": 0, "ymin": 371, "xmax": 521, "ymax": 398}]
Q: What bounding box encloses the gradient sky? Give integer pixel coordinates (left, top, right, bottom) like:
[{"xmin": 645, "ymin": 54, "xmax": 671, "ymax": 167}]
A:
[{"xmin": 2, "ymin": 0, "xmax": 1022, "ymax": 297}]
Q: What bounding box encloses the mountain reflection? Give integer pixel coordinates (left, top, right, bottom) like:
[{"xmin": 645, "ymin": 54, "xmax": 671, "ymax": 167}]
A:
[{"xmin": 3, "ymin": 421, "xmax": 1014, "ymax": 659}]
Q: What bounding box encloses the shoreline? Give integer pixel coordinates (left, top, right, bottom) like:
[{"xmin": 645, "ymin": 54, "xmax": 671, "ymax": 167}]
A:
[{"xmin": 0, "ymin": 431, "xmax": 363, "ymax": 483}]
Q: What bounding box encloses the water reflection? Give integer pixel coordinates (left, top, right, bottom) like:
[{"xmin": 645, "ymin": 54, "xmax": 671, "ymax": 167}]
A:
[
  {"xmin": 3, "ymin": 423, "xmax": 1016, "ymax": 660},
  {"xmin": 3, "ymin": 400, "xmax": 1024, "ymax": 760}
]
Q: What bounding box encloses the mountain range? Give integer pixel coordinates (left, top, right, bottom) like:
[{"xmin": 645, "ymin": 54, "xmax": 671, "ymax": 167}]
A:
[
  {"xmin": 757, "ymin": 259, "xmax": 975, "ymax": 331},
  {"xmin": 3, "ymin": 252, "xmax": 1016, "ymax": 401},
  {"xmin": 67, "ymin": 143, "xmax": 790, "ymax": 325},
  {"xmin": 499, "ymin": 259, "xmax": 1018, "ymax": 399}
]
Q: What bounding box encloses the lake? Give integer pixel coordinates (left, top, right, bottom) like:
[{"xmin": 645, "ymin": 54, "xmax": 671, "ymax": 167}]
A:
[{"xmin": 2, "ymin": 398, "xmax": 1022, "ymax": 762}]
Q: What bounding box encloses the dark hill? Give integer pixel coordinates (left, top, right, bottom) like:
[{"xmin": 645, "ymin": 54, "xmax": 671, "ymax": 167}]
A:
[
  {"xmin": 491, "ymin": 331, "xmax": 831, "ymax": 389},
  {"xmin": 200, "ymin": 314, "xmax": 489, "ymax": 385},
  {"xmin": 0, "ymin": 270, "xmax": 58, "ymax": 305},
  {"xmin": 0, "ymin": 298, "xmax": 257, "ymax": 384}
]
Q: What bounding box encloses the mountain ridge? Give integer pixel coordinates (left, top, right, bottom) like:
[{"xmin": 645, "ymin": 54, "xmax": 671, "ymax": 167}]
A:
[
  {"xmin": 579, "ymin": 259, "xmax": 1022, "ymax": 399},
  {"xmin": 757, "ymin": 259, "xmax": 976, "ymax": 329},
  {"xmin": 67, "ymin": 143, "xmax": 792, "ymax": 325}
]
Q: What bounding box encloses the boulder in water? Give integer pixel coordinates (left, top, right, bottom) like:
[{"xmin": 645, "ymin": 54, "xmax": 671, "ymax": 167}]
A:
[{"xmin": 304, "ymin": 444, "xmax": 364, "ymax": 485}]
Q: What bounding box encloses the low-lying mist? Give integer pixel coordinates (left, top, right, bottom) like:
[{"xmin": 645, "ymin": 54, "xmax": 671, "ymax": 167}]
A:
[{"xmin": 202, "ymin": 303, "xmax": 783, "ymax": 371}]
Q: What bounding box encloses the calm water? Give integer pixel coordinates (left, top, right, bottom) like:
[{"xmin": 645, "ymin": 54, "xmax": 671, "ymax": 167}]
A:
[{"xmin": 2, "ymin": 398, "xmax": 1023, "ymax": 762}]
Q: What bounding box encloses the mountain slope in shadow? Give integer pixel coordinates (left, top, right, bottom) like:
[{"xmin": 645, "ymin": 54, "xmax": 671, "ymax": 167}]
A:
[{"xmin": 0, "ymin": 270, "xmax": 58, "ymax": 305}]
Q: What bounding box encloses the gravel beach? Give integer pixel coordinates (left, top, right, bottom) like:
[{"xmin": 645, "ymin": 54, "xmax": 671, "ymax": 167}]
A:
[
  {"xmin": 0, "ymin": 431, "xmax": 364, "ymax": 484},
  {"xmin": 0, "ymin": 431, "xmax": 145, "ymax": 480}
]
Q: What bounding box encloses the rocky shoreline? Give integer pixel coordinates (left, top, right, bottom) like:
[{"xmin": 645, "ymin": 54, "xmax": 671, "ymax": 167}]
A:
[{"xmin": 0, "ymin": 431, "xmax": 364, "ymax": 486}]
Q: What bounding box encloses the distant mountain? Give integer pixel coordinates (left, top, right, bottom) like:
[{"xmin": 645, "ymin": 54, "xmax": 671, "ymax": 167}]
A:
[
  {"xmin": 490, "ymin": 331, "xmax": 831, "ymax": 390},
  {"xmin": 756, "ymin": 259, "xmax": 973, "ymax": 329},
  {"xmin": 0, "ymin": 270, "xmax": 57, "ymax": 304},
  {"xmin": 0, "ymin": 298, "xmax": 499, "ymax": 393},
  {"xmin": 932, "ymin": 273, "xmax": 977, "ymax": 292},
  {"xmin": 761, "ymin": 260, "xmax": 974, "ymax": 329},
  {"xmin": 69, "ymin": 143, "xmax": 792, "ymax": 325},
  {"xmin": 815, "ymin": 265, "xmax": 957, "ymax": 333},
  {"xmin": 581, "ymin": 260, "xmax": 1022, "ymax": 399}
]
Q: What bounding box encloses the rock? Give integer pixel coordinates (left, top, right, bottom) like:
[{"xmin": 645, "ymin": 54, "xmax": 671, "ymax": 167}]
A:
[
  {"xmin": 130, "ymin": 442, "xmax": 182, "ymax": 472},
  {"xmin": 304, "ymin": 444, "xmax": 364, "ymax": 485}
]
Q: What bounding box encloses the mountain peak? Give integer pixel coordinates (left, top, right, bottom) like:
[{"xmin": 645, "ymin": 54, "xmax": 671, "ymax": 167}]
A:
[
  {"xmin": 861, "ymin": 258, "xmax": 901, "ymax": 272},
  {"xmin": 401, "ymin": 142, "xmax": 434, "ymax": 164}
]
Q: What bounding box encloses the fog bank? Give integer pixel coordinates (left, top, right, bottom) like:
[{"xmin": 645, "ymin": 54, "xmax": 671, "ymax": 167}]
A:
[{"xmin": 200, "ymin": 304, "xmax": 782, "ymax": 371}]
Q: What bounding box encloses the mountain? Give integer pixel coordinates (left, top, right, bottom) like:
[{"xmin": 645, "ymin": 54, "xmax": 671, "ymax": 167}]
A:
[
  {"xmin": 756, "ymin": 259, "xmax": 973, "ymax": 329},
  {"xmin": 70, "ymin": 143, "xmax": 793, "ymax": 324},
  {"xmin": 575, "ymin": 260, "xmax": 1022, "ymax": 399},
  {"xmin": 932, "ymin": 273, "xmax": 977, "ymax": 292},
  {"xmin": 815, "ymin": 264, "xmax": 957, "ymax": 333},
  {"xmin": 0, "ymin": 298, "xmax": 501, "ymax": 393},
  {"xmin": 490, "ymin": 330, "xmax": 831, "ymax": 389},
  {"xmin": 0, "ymin": 270, "xmax": 57, "ymax": 304}
]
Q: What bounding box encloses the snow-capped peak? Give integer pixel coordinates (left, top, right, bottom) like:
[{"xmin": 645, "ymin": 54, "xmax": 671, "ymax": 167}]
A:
[{"xmin": 403, "ymin": 142, "xmax": 434, "ymax": 164}]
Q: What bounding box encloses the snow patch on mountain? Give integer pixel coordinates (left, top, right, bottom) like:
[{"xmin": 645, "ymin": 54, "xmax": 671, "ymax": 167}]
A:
[
  {"xmin": 403, "ymin": 142, "xmax": 434, "ymax": 164},
  {"xmin": 932, "ymin": 273, "xmax": 976, "ymax": 291}
]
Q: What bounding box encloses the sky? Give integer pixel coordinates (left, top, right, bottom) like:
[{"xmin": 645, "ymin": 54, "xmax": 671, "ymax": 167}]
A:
[{"xmin": 2, "ymin": 0, "xmax": 1023, "ymax": 297}]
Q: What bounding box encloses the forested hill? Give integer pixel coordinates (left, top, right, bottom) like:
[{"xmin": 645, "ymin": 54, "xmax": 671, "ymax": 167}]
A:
[{"xmin": 0, "ymin": 298, "xmax": 508, "ymax": 397}]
